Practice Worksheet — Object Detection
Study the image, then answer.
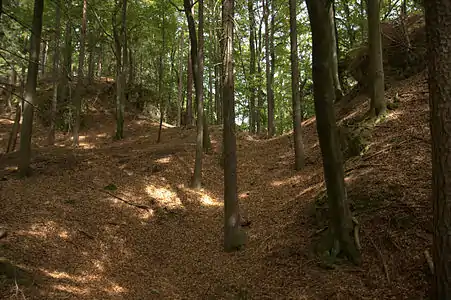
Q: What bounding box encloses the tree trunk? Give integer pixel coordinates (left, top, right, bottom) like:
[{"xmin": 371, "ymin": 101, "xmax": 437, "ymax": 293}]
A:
[
  {"xmin": 6, "ymin": 68, "xmax": 16, "ymax": 111},
  {"xmin": 177, "ymin": 32, "xmax": 184, "ymax": 127},
  {"xmin": 367, "ymin": 0, "xmax": 386, "ymax": 117},
  {"xmin": 157, "ymin": 4, "xmax": 166, "ymax": 144},
  {"xmin": 256, "ymin": 15, "xmax": 263, "ymax": 134},
  {"xmin": 248, "ymin": 0, "xmax": 256, "ymax": 133},
  {"xmin": 265, "ymin": 0, "xmax": 274, "ymax": 137},
  {"xmin": 19, "ymin": 0, "xmax": 44, "ymax": 177},
  {"xmin": 289, "ymin": 0, "xmax": 305, "ymax": 170},
  {"xmin": 184, "ymin": 0, "xmax": 204, "ymax": 189},
  {"xmin": 6, "ymin": 104, "xmax": 21, "ymax": 153},
  {"xmin": 117, "ymin": 0, "xmax": 127, "ymax": 140},
  {"xmin": 329, "ymin": 5, "xmax": 343, "ymax": 102},
  {"xmin": 41, "ymin": 40, "xmax": 47, "ymax": 76},
  {"xmin": 305, "ymin": 0, "xmax": 361, "ymax": 265},
  {"xmin": 48, "ymin": 1, "xmax": 61, "ymax": 145},
  {"xmin": 223, "ymin": 0, "xmax": 245, "ymax": 252},
  {"xmin": 187, "ymin": 52, "xmax": 193, "ymax": 126},
  {"xmin": 87, "ymin": 31, "xmax": 95, "ymax": 84},
  {"xmin": 72, "ymin": 0, "xmax": 87, "ymax": 146},
  {"xmin": 60, "ymin": 12, "xmax": 72, "ymax": 103},
  {"xmin": 425, "ymin": 1, "xmax": 451, "ymax": 298}
]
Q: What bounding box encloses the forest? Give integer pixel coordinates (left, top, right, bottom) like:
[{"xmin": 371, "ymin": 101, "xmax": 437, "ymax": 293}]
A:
[{"xmin": 0, "ymin": 0, "xmax": 450, "ymax": 299}]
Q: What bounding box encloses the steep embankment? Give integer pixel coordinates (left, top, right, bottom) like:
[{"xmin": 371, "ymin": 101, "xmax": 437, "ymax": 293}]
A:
[{"xmin": 0, "ymin": 70, "xmax": 431, "ymax": 299}]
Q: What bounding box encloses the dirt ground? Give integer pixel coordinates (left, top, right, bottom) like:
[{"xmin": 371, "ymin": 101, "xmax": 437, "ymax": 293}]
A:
[{"xmin": 0, "ymin": 72, "xmax": 432, "ymax": 299}]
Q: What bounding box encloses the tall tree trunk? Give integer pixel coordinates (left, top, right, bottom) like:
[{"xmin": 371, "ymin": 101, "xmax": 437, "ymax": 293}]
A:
[
  {"xmin": 177, "ymin": 32, "xmax": 184, "ymax": 127},
  {"xmin": 6, "ymin": 104, "xmax": 21, "ymax": 153},
  {"xmin": 367, "ymin": 0, "xmax": 386, "ymax": 117},
  {"xmin": 248, "ymin": 0, "xmax": 256, "ymax": 133},
  {"xmin": 41, "ymin": 40, "xmax": 47, "ymax": 76},
  {"xmin": 223, "ymin": 0, "xmax": 245, "ymax": 252},
  {"xmin": 425, "ymin": 1, "xmax": 451, "ymax": 298},
  {"xmin": 256, "ymin": 16, "xmax": 263, "ymax": 134},
  {"xmin": 305, "ymin": 0, "xmax": 361, "ymax": 265},
  {"xmin": 6, "ymin": 68, "xmax": 16, "ymax": 111},
  {"xmin": 73, "ymin": 0, "xmax": 88, "ymax": 146},
  {"xmin": 48, "ymin": 1, "xmax": 61, "ymax": 145},
  {"xmin": 289, "ymin": 0, "xmax": 305, "ymax": 170},
  {"xmin": 87, "ymin": 31, "xmax": 95, "ymax": 84},
  {"xmin": 119, "ymin": 0, "xmax": 127, "ymax": 139},
  {"xmin": 329, "ymin": 6, "xmax": 343, "ymax": 102},
  {"xmin": 157, "ymin": 4, "xmax": 166, "ymax": 143},
  {"xmin": 265, "ymin": 0, "xmax": 274, "ymax": 137},
  {"xmin": 19, "ymin": 0, "xmax": 44, "ymax": 177},
  {"xmin": 60, "ymin": 12, "xmax": 72, "ymax": 103},
  {"xmin": 187, "ymin": 52, "xmax": 193, "ymax": 126},
  {"xmin": 184, "ymin": 0, "xmax": 204, "ymax": 189}
]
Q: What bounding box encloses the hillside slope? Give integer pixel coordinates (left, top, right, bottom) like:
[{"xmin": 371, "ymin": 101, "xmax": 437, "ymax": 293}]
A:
[{"xmin": 0, "ymin": 72, "xmax": 431, "ymax": 299}]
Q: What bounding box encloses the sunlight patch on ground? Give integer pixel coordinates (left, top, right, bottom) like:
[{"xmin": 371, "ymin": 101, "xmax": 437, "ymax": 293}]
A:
[
  {"xmin": 271, "ymin": 175, "xmax": 303, "ymax": 187},
  {"xmin": 345, "ymin": 168, "xmax": 373, "ymax": 184},
  {"xmin": 176, "ymin": 184, "xmax": 222, "ymax": 207},
  {"xmin": 298, "ymin": 182, "xmax": 324, "ymax": 197},
  {"xmin": 78, "ymin": 142, "xmax": 96, "ymax": 149},
  {"xmin": 145, "ymin": 185, "xmax": 183, "ymax": 209},
  {"xmin": 0, "ymin": 118, "xmax": 14, "ymax": 125},
  {"xmin": 302, "ymin": 116, "xmax": 316, "ymax": 126},
  {"xmin": 155, "ymin": 156, "xmax": 172, "ymax": 164},
  {"xmin": 53, "ymin": 284, "xmax": 90, "ymax": 295},
  {"xmin": 17, "ymin": 221, "xmax": 62, "ymax": 239},
  {"xmin": 96, "ymin": 133, "xmax": 108, "ymax": 138}
]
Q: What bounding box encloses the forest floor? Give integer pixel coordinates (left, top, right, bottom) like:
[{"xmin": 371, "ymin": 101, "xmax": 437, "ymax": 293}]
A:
[{"xmin": 0, "ymin": 72, "xmax": 432, "ymax": 299}]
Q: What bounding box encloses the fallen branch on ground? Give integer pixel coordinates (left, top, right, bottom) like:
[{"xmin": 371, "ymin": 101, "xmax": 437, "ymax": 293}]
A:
[
  {"xmin": 88, "ymin": 184, "xmax": 151, "ymax": 210},
  {"xmin": 370, "ymin": 237, "xmax": 391, "ymax": 284}
]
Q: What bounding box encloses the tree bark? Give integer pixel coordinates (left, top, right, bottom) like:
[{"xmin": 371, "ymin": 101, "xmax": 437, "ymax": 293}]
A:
[
  {"xmin": 72, "ymin": 0, "xmax": 88, "ymax": 146},
  {"xmin": 6, "ymin": 68, "xmax": 16, "ymax": 111},
  {"xmin": 425, "ymin": 1, "xmax": 451, "ymax": 298},
  {"xmin": 305, "ymin": 0, "xmax": 361, "ymax": 265},
  {"xmin": 157, "ymin": 4, "xmax": 166, "ymax": 143},
  {"xmin": 60, "ymin": 11, "xmax": 72, "ymax": 103},
  {"xmin": 248, "ymin": 0, "xmax": 256, "ymax": 133},
  {"xmin": 367, "ymin": 0, "xmax": 386, "ymax": 117},
  {"xmin": 187, "ymin": 51, "xmax": 193, "ymax": 126},
  {"xmin": 48, "ymin": 0, "xmax": 61, "ymax": 145},
  {"xmin": 289, "ymin": 0, "xmax": 305, "ymax": 170},
  {"xmin": 177, "ymin": 32, "xmax": 184, "ymax": 127},
  {"xmin": 329, "ymin": 5, "xmax": 343, "ymax": 102},
  {"xmin": 256, "ymin": 14, "xmax": 263, "ymax": 134},
  {"xmin": 184, "ymin": 0, "xmax": 204, "ymax": 189},
  {"xmin": 223, "ymin": 0, "xmax": 245, "ymax": 252},
  {"xmin": 265, "ymin": 0, "xmax": 275, "ymax": 137},
  {"xmin": 19, "ymin": 0, "xmax": 44, "ymax": 177},
  {"xmin": 87, "ymin": 30, "xmax": 95, "ymax": 84},
  {"xmin": 40, "ymin": 41, "xmax": 47, "ymax": 76}
]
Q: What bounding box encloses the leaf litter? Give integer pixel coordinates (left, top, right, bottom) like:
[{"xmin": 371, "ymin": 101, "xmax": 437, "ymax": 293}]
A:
[{"xmin": 0, "ymin": 72, "xmax": 431, "ymax": 299}]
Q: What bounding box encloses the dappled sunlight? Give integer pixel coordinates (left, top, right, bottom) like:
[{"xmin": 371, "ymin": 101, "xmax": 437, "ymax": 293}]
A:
[
  {"xmin": 299, "ymin": 182, "xmax": 324, "ymax": 197},
  {"xmin": 302, "ymin": 116, "xmax": 316, "ymax": 126},
  {"xmin": 53, "ymin": 283, "xmax": 90, "ymax": 295},
  {"xmin": 16, "ymin": 221, "xmax": 69, "ymax": 239},
  {"xmin": 145, "ymin": 184, "xmax": 184, "ymax": 209},
  {"xmin": 175, "ymin": 183, "xmax": 222, "ymax": 207},
  {"xmin": 78, "ymin": 142, "xmax": 96, "ymax": 149},
  {"xmin": 155, "ymin": 156, "xmax": 172, "ymax": 164},
  {"xmin": 271, "ymin": 174, "xmax": 307, "ymax": 187},
  {"xmin": 345, "ymin": 168, "xmax": 373, "ymax": 184},
  {"xmin": 0, "ymin": 118, "xmax": 14, "ymax": 125}
]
